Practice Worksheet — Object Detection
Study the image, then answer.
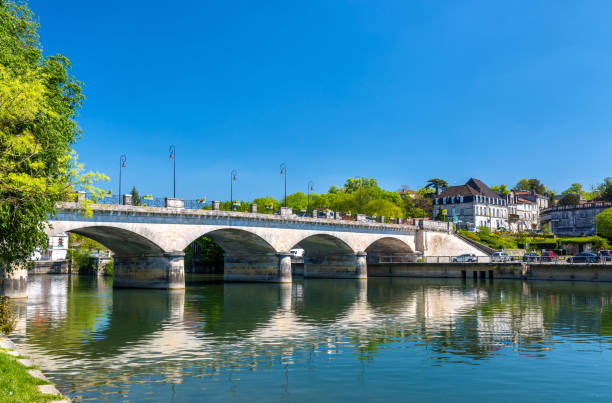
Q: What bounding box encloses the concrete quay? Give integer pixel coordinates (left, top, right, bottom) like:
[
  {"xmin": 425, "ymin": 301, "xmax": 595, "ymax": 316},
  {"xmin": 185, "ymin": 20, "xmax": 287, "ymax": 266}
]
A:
[{"xmin": 367, "ymin": 262, "xmax": 612, "ymax": 282}]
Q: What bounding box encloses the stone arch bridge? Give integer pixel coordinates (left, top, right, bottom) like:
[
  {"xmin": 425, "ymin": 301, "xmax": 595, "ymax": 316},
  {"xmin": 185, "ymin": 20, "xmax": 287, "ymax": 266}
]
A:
[{"xmin": 47, "ymin": 202, "xmax": 486, "ymax": 289}]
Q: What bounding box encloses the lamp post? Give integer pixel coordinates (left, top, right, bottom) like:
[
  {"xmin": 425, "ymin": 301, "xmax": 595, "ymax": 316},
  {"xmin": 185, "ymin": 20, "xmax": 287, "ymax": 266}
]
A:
[
  {"xmin": 307, "ymin": 180, "xmax": 314, "ymax": 212},
  {"xmin": 230, "ymin": 169, "xmax": 237, "ymax": 210},
  {"xmin": 280, "ymin": 163, "xmax": 287, "ymax": 207},
  {"xmin": 169, "ymin": 145, "xmax": 176, "ymax": 198},
  {"xmin": 118, "ymin": 155, "xmax": 126, "ymax": 204}
]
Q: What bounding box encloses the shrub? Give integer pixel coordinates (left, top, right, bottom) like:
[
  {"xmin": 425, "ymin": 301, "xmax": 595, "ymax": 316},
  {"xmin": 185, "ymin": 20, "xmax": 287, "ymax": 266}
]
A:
[
  {"xmin": 104, "ymin": 259, "xmax": 114, "ymax": 276},
  {"xmin": 0, "ymin": 297, "xmax": 16, "ymax": 335}
]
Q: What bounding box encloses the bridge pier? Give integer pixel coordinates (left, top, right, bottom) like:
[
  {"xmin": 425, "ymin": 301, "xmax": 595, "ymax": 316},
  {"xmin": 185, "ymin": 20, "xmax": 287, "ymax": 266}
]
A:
[
  {"xmin": 304, "ymin": 252, "xmax": 367, "ymax": 279},
  {"xmin": 224, "ymin": 252, "xmax": 292, "ymax": 283},
  {"xmin": 113, "ymin": 252, "xmax": 185, "ymax": 289}
]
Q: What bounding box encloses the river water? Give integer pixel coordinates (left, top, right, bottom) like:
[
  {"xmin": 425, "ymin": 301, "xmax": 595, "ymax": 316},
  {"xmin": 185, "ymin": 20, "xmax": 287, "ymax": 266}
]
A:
[{"xmin": 9, "ymin": 275, "xmax": 612, "ymax": 402}]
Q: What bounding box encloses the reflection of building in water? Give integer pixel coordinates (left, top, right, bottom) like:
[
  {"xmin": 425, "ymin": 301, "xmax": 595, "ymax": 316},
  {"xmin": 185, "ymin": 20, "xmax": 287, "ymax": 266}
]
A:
[
  {"xmin": 27, "ymin": 275, "xmax": 69, "ymax": 323},
  {"xmin": 477, "ymin": 306, "xmax": 546, "ymax": 344},
  {"xmin": 398, "ymin": 289, "xmax": 488, "ymax": 332}
]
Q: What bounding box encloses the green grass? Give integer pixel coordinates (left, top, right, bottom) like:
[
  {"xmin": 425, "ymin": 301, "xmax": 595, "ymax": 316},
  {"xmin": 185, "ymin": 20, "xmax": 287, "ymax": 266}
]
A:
[{"xmin": 0, "ymin": 347, "xmax": 62, "ymax": 403}]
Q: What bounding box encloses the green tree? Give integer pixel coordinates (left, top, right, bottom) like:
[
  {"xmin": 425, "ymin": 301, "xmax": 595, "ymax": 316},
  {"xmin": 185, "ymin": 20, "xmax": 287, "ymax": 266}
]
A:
[
  {"xmin": 597, "ymin": 177, "xmax": 612, "ymax": 202},
  {"xmin": 0, "ymin": 2, "xmax": 107, "ymax": 270},
  {"xmin": 363, "ymin": 199, "xmax": 403, "ymax": 219},
  {"xmin": 514, "ymin": 178, "xmax": 547, "ymax": 194},
  {"xmin": 596, "ymin": 208, "xmax": 612, "ymax": 240},
  {"xmin": 130, "ymin": 186, "xmax": 141, "ymax": 206},
  {"xmin": 343, "ymin": 177, "xmax": 378, "ymax": 193},
  {"xmin": 282, "ymin": 192, "xmax": 311, "ymax": 211},
  {"xmin": 425, "ymin": 178, "xmax": 448, "ymax": 195},
  {"xmin": 562, "ymin": 183, "xmax": 585, "ymax": 197},
  {"xmin": 251, "ymin": 196, "xmax": 279, "ymax": 214},
  {"xmin": 491, "ymin": 184, "xmax": 510, "ymax": 195},
  {"xmin": 558, "ymin": 194, "xmax": 581, "ymax": 205}
]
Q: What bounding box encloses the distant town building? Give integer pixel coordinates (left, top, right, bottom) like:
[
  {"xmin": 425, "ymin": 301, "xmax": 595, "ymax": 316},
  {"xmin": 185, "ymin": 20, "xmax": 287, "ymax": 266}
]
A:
[
  {"xmin": 540, "ymin": 201, "xmax": 612, "ymax": 236},
  {"xmin": 505, "ymin": 190, "xmax": 549, "ymax": 232},
  {"xmin": 433, "ymin": 178, "xmax": 508, "ymax": 230},
  {"xmin": 30, "ymin": 232, "xmax": 69, "ymax": 261}
]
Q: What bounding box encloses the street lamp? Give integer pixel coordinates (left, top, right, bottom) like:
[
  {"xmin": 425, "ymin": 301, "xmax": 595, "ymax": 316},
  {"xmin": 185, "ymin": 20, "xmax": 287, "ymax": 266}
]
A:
[
  {"xmin": 307, "ymin": 180, "xmax": 314, "ymax": 212},
  {"xmin": 118, "ymin": 155, "xmax": 126, "ymax": 204},
  {"xmin": 169, "ymin": 145, "xmax": 176, "ymax": 198},
  {"xmin": 230, "ymin": 169, "xmax": 237, "ymax": 210},
  {"xmin": 280, "ymin": 163, "xmax": 287, "ymax": 207}
]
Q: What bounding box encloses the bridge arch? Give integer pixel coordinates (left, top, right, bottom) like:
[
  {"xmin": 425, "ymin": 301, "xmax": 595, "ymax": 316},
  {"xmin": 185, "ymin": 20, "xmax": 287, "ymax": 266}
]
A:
[
  {"xmin": 291, "ymin": 233, "xmax": 356, "ymax": 256},
  {"xmin": 364, "ymin": 237, "xmax": 414, "ymax": 255},
  {"xmin": 66, "ymin": 226, "xmax": 166, "ymax": 257}
]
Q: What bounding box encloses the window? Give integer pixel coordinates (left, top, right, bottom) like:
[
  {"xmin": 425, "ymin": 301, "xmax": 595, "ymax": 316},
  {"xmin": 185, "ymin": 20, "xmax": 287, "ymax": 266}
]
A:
[{"xmin": 58, "ymin": 237, "xmax": 64, "ymax": 247}]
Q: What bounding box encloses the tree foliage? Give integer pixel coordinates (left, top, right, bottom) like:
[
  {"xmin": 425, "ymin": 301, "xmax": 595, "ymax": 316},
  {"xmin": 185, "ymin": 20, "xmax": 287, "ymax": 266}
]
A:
[
  {"xmin": 0, "ymin": 2, "xmax": 107, "ymax": 270},
  {"xmin": 598, "ymin": 177, "xmax": 612, "ymax": 202},
  {"xmin": 425, "ymin": 178, "xmax": 448, "ymax": 195},
  {"xmin": 491, "ymin": 184, "xmax": 510, "ymax": 195},
  {"xmin": 562, "ymin": 183, "xmax": 585, "ymax": 197},
  {"xmin": 596, "ymin": 208, "xmax": 612, "ymax": 240},
  {"xmin": 558, "ymin": 194, "xmax": 581, "ymax": 206},
  {"xmin": 130, "ymin": 186, "xmax": 141, "ymax": 206},
  {"xmin": 514, "ymin": 178, "xmax": 547, "ymax": 194}
]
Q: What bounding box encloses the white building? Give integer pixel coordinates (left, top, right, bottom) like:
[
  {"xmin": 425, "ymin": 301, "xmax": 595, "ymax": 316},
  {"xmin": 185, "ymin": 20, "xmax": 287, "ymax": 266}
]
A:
[
  {"xmin": 432, "ymin": 178, "xmax": 509, "ymax": 231},
  {"xmin": 506, "ymin": 191, "xmax": 549, "ymax": 232},
  {"xmin": 30, "ymin": 232, "xmax": 69, "ymax": 261}
]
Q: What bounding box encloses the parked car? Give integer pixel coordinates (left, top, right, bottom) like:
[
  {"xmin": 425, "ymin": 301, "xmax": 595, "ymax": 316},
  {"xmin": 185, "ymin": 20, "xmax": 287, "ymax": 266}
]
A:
[
  {"xmin": 492, "ymin": 252, "xmax": 511, "ymax": 263},
  {"xmin": 541, "ymin": 251, "xmax": 558, "ymax": 262},
  {"xmin": 598, "ymin": 250, "xmax": 612, "ymax": 262},
  {"xmin": 567, "ymin": 252, "xmax": 600, "ymax": 263},
  {"xmin": 523, "ymin": 252, "xmax": 540, "ymax": 262},
  {"xmin": 452, "ymin": 253, "xmax": 477, "ymax": 263}
]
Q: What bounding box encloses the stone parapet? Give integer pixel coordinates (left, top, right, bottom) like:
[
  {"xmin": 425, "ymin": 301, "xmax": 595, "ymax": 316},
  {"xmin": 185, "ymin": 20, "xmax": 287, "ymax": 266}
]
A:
[
  {"xmin": 165, "ymin": 197, "xmax": 184, "ymax": 209},
  {"xmin": 54, "ymin": 202, "xmax": 432, "ymax": 233}
]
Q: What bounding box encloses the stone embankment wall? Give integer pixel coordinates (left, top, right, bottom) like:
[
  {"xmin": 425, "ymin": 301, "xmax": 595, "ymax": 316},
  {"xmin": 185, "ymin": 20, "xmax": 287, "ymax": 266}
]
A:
[
  {"xmin": 369, "ymin": 263, "xmax": 612, "ymax": 282},
  {"xmin": 29, "ymin": 260, "xmax": 70, "ymax": 274},
  {"xmin": 0, "ymin": 268, "xmax": 28, "ymax": 299}
]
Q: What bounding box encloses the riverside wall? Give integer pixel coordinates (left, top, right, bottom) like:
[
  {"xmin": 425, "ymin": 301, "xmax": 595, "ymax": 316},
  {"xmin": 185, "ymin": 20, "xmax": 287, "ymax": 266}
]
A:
[{"xmin": 368, "ymin": 263, "xmax": 612, "ymax": 282}]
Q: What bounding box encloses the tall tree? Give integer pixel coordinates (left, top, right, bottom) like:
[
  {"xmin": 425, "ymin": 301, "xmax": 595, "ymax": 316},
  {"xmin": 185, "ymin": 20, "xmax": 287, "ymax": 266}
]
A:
[
  {"xmin": 425, "ymin": 178, "xmax": 448, "ymax": 195},
  {"xmin": 598, "ymin": 177, "xmax": 612, "ymax": 202},
  {"xmin": 0, "ymin": 2, "xmax": 106, "ymax": 270},
  {"xmin": 130, "ymin": 186, "xmax": 141, "ymax": 206},
  {"xmin": 562, "ymin": 183, "xmax": 584, "ymax": 197},
  {"xmin": 514, "ymin": 178, "xmax": 547, "ymax": 194}
]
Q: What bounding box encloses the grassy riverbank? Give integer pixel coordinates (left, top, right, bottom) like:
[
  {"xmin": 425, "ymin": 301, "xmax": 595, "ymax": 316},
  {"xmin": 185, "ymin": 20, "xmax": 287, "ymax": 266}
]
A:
[{"xmin": 0, "ymin": 343, "xmax": 63, "ymax": 402}]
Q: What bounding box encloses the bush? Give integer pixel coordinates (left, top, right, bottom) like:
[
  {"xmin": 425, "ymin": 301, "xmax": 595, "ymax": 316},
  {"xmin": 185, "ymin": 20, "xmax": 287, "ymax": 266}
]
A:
[
  {"xmin": 104, "ymin": 259, "xmax": 114, "ymax": 276},
  {"xmin": 68, "ymin": 248, "xmax": 93, "ymax": 273},
  {"xmin": 0, "ymin": 297, "xmax": 16, "ymax": 335},
  {"xmin": 596, "ymin": 208, "xmax": 612, "ymax": 240}
]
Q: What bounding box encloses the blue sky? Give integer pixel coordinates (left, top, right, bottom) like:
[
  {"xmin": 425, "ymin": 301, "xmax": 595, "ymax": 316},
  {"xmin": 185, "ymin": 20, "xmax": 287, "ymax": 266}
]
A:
[{"xmin": 30, "ymin": 0, "xmax": 612, "ymax": 201}]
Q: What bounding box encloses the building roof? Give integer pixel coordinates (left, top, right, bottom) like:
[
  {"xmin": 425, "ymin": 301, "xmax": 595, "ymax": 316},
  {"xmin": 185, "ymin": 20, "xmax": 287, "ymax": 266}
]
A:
[
  {"xmin": 437, "ymin": 178, "xmax": 502, "ymax": 199},
  {"xmin": 516, "ymin": 197, "xmax": 535, "ymax": 204}
]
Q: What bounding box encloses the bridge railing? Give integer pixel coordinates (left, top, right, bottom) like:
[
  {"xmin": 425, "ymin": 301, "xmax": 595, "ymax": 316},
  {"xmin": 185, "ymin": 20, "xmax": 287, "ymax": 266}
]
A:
[{"xmin": 79, "ymin": 193, "xmax": 210, "ymax": 210}]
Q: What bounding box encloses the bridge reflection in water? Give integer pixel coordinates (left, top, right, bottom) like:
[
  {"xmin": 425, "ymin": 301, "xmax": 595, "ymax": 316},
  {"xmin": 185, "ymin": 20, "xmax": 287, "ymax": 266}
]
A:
[{"xmin": 11, "ymin": 275, "xmax": 612, "ymax": 401}]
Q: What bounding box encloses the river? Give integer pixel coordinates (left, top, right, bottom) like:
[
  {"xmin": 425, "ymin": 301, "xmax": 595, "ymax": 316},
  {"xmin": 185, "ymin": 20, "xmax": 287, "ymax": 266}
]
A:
[{"xmin": 10, "ymin": 275, "xmax": 612, "ymax": 401}]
